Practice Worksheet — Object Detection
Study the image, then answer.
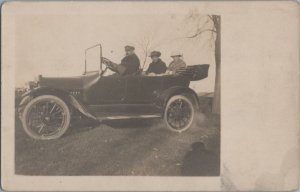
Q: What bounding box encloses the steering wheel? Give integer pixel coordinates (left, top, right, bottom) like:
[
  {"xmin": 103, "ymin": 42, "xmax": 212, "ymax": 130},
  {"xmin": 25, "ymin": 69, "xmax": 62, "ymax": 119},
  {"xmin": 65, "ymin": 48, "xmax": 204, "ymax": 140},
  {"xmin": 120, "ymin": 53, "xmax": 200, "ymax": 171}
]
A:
[{"xmin": 102, "ymin": 57, "xmax": 119, "ymax": 73}]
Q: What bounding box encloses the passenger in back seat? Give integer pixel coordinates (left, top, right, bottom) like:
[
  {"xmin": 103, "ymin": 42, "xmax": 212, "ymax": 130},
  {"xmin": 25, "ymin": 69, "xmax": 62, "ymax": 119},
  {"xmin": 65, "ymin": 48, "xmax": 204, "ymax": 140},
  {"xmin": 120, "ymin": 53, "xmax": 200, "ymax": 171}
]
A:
[
  {"xmin": 167, "ymin": 51, "xmax": 186, "ymax": 74},
  {"xmin": 145, "ymin": 51, "xmax": 167, "ymax": 75}
]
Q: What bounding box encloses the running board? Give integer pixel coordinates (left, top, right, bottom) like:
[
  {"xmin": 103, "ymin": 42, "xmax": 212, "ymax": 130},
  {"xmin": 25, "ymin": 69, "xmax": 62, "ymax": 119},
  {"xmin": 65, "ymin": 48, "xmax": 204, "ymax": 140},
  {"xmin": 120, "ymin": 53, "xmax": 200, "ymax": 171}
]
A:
[{"xmin": 97, "ymin": 114, "xmax": 161, "ymax": 121}]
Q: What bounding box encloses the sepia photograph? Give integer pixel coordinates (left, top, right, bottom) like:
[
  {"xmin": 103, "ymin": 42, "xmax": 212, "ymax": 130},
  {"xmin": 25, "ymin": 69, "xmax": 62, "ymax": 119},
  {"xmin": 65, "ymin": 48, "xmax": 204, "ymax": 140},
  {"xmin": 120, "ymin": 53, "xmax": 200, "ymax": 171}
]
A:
[
  {"xmin": 2, "ymin": 1, "xmax": 299, "ymax": 191},
  {"xmin": 13, "ymin": 2, "xmax": 221, "ymax": 176}
]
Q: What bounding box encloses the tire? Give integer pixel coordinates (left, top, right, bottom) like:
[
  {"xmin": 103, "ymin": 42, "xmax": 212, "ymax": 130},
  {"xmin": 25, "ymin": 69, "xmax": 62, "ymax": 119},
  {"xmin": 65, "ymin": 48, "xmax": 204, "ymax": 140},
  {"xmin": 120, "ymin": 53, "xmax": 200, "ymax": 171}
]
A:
[
  {"xmin": 163, "ymin": 94, "xmax": 195, "ymax": 133},
  {"xmin": 21, "ymin": 95, "xmax": 71, "ymax": 140}
]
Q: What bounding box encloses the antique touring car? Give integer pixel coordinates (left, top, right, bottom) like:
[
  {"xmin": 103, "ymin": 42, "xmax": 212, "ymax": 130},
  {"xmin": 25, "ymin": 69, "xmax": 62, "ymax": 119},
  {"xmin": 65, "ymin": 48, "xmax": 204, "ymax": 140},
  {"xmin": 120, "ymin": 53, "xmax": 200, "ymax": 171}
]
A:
[{"xmin": 18, "ymin": 44, "xmax": 209, "ymax": 140}]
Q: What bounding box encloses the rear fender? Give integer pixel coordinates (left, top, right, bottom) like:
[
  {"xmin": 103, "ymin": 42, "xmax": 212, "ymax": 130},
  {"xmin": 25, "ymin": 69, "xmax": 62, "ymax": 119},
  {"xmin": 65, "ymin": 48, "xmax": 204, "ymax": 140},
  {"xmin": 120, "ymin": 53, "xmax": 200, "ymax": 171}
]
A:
[
  {"xmin": 19, "ymin": 87, "xmax": 96, "ymax": 120},
  {"xmin": 157, "ymin": 86, "xmax": 200, "ymax": 111}
]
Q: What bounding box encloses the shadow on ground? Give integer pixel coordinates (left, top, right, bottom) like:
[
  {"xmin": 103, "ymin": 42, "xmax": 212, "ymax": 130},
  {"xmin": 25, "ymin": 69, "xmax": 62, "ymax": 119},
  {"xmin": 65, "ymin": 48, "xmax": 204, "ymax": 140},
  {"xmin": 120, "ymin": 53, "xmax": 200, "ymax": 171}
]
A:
[{"xmin": 65, "ymin": 118, "xmax": 155, "ymax": 137}]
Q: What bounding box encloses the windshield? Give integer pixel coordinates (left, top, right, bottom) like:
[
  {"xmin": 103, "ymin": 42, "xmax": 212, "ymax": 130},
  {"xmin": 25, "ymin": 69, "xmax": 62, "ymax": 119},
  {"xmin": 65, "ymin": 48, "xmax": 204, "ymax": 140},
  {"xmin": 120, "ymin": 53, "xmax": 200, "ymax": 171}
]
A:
[{"xmin": 84, "ymin": 44, "xmax": 102, "ymax": 74}]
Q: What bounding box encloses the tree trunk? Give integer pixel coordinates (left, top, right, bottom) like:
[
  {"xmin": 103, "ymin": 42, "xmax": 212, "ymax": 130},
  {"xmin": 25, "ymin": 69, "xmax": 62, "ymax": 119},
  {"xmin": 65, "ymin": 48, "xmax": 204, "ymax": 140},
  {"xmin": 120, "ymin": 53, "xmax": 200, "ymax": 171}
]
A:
[{"xmin": 212, "ymin": 15, "xmax": 221, "ymax": 114}]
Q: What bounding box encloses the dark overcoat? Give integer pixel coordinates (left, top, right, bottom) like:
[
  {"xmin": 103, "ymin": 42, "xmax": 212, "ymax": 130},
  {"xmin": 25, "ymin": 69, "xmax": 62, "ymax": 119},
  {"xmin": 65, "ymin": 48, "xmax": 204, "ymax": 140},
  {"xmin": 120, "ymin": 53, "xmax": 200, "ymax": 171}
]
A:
[
  {"xmin": 146, "ymin": 59, "xmax": 167, "ymax": 74},
  {"xmin": 119, "ymin": 54, "xmax": 140, "ymax": 75}
]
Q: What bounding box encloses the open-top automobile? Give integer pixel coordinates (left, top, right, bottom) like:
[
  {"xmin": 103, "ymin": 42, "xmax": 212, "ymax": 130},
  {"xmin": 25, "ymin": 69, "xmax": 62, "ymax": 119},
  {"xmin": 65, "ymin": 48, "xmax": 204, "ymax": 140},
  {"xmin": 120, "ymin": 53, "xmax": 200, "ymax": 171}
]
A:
[{"xmin": 18, "ymin": 44, "xmax": 209, "ymax": 140}]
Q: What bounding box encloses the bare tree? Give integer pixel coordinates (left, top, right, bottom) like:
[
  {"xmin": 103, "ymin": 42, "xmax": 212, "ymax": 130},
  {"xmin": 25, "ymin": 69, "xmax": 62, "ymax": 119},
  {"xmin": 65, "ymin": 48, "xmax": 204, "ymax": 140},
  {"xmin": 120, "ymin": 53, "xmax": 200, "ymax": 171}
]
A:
[
  {"xmin": 137, "ymin": 36, "xmax": 152, "ymax": 70},
  {"xmin": 211, "ymin": 15, "xmax": 221, "ymax": 114},
  {"xmin": 183, "ymin": 11, "xmax": 221, "ymax": 114}
]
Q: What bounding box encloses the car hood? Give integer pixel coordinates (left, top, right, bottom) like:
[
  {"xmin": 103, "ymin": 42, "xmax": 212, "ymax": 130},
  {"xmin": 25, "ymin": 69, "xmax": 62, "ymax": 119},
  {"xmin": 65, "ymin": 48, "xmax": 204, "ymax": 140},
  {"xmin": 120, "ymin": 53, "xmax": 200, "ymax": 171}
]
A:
[{"xmin": 39, "ymin": 76, "xmax": 84, "ymax": 90}]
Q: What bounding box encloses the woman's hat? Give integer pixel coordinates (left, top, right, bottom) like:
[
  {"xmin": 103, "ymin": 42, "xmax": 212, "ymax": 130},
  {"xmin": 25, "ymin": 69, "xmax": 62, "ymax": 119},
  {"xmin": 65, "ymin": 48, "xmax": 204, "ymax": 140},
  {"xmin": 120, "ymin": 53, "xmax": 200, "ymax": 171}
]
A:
[
  {"xmin": 170, "ymin": 51, "xmax": 182, "ymax": 57},
  {"xmin": 149, "ymin": 51, "xmax": 161, "ymax": 57}
]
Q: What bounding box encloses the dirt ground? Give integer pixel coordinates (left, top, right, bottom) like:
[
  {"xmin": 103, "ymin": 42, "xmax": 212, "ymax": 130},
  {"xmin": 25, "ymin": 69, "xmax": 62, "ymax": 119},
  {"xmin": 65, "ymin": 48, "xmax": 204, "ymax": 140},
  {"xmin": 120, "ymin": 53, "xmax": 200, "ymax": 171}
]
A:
[{"xmin": 15, "ymin": 113, "xmax": 220, "ymax": 176}]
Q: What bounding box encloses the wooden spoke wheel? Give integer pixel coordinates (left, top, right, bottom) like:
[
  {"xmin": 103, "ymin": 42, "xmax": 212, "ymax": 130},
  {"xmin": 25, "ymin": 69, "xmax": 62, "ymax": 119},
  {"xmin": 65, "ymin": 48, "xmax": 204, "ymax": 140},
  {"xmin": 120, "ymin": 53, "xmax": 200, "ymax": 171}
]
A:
[
  {"xmin": 21, "ymin": 95, "xmax": 71, "ymax": 140},
  {"xmin": 164, "ymin": 95, "xmax": 195, "ymax": 133}
]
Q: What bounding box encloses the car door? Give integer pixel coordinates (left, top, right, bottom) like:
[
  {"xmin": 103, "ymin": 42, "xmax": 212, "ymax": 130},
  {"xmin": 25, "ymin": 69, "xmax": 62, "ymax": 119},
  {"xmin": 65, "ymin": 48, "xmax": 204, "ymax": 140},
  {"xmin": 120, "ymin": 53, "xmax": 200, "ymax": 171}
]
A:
[
  {"xmin": 85, "ymin": 74, "xmax": 127, "ymax": 105},
  {"xmin": 139, "ymin": 75, "xmax": 164, "ymax": 103},
  {"xmin": 124, "ymin": 75, "xmax": 142, "ymax": 103}
]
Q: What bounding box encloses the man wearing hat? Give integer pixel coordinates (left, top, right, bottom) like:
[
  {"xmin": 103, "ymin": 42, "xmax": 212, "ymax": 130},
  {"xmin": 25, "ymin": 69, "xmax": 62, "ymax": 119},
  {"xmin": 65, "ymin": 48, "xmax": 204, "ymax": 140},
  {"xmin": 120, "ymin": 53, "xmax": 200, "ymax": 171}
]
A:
[
  {"xmin": 102, "ymin": 45, "xmax": 140, "ymax": 76},
  {"xmin": 145, "ymin": 51, "xmax": 167, "ymax": 75},
  {"xmin": 168, "ymin": 51, "xmax": 186, "ymax": 73}
]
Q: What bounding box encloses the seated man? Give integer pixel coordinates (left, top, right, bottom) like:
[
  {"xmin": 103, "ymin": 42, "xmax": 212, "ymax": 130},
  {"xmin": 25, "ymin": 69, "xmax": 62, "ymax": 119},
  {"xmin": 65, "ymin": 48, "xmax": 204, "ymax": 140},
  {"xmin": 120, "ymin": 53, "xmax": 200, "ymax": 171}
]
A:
[
  {"xmin": 102, "ymin": 45, "xmax": 140, "ymax": 76},
  {"xmin": 167, "ymin": 51, "xmax": 186, "ymax": 74},
  {"xmin": 146, "ymin": 51, "xmax": 167, "ymax": 75}
]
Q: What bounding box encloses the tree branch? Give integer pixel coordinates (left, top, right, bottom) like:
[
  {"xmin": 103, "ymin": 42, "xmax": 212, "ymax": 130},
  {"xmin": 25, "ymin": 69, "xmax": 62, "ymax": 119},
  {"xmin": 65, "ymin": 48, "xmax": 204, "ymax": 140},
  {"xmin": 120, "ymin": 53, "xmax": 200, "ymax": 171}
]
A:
[{"xmin": 186, "ymin": 29, "xmax": 216, "ymax": 38}]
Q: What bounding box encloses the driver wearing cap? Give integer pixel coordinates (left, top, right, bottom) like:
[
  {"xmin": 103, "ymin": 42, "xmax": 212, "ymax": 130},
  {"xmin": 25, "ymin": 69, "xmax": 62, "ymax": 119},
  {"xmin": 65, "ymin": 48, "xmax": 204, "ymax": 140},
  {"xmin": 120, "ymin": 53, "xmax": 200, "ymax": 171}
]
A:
[{"xmin": 102, "ymin": 45, "xmax": 140, "ymax": 76}]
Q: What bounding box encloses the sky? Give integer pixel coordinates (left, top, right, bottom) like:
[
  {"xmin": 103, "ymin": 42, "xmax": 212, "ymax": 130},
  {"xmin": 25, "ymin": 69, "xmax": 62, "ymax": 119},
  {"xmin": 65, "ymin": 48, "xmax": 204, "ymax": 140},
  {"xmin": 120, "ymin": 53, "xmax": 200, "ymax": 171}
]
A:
[{"xmin": 14, "ymin": 2, "xmax": 217, "ymax": 92}]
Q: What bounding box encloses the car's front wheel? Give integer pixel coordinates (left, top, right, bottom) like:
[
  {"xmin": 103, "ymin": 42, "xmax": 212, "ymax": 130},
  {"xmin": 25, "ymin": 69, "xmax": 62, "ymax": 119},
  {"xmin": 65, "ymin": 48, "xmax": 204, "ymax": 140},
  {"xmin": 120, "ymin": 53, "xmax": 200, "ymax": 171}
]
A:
[
  {"xmin": 21, "ymin": 95, "xmax": 71, "ymax": 140},
  {"xmin": 164, "ymin": 94, "xmax": 195, "ymax": 133}
]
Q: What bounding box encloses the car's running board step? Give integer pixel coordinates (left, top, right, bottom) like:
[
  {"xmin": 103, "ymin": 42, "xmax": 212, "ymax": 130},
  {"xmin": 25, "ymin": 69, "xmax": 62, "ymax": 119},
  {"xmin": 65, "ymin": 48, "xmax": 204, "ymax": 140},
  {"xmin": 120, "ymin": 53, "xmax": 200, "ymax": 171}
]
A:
[{"xmin": 97, "ymin": 114, "xmax": 161, "ymax": 121}]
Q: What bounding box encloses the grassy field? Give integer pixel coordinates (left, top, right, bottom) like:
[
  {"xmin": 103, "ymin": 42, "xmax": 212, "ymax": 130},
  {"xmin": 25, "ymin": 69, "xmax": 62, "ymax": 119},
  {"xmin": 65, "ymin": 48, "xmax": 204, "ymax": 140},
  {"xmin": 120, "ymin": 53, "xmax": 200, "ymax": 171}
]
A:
[{"xmin": 15, "ymin": 112, "xmax": 220, "ymax": 176}]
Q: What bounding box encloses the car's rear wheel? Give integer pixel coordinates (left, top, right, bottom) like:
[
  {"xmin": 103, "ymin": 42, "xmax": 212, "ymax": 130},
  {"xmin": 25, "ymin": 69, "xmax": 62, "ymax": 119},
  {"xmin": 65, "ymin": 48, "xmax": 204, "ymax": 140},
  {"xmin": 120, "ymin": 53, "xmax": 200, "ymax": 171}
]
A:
[
  {"xmin": 21, "ymin": 95, "xmax": 71, "ymax": 140},
  {"xmin": 164, "ymin": 94, "xmax": 195, "ymax": 133}
]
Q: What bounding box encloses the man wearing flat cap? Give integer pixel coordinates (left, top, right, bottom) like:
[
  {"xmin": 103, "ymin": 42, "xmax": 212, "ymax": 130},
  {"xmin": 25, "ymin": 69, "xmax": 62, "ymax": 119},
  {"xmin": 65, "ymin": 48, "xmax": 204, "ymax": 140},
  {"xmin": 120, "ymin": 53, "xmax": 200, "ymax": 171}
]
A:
[
  {"xmin": 102, "ymin": 45, "xmax": 140, "ymax": 76},
  {"xmin": 145, "ymin": 51, "xmax": 167, "ymax": 75}
]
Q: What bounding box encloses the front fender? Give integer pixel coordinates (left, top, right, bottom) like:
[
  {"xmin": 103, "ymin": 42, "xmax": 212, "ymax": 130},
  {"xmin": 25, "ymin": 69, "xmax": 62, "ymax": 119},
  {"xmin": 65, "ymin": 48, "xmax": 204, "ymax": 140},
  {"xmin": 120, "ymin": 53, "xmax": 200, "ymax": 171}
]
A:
[
  {"xmin": 22, "ymin": 87, "xmax": 70, "ymax": 100},
  {"xmin": 157, "ymin": 86, "xmax": 200, "ymax": 111},
  {"xmin": 18, "ymin": 87, "xmax": 96, "ymax": 120},
  {"xmin": 68, "ymin": 95, "xmax": 97, "ymax": 120},
  {"xmin": 18, "ymin": 95, "xmax": 32, "ymax": 118},
  {"xmin": 18, "ymin": 87, "xmax": 71, "ymax": 112}
]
